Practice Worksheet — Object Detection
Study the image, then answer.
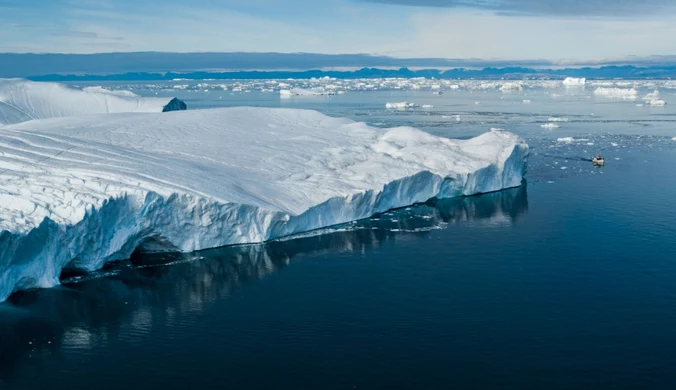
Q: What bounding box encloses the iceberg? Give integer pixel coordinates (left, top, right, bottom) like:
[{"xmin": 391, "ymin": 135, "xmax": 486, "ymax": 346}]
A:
[
  {"xmin": 0, "ymin": 79, "xmax": 186, "ymax": 126},
  {"xmin": 562, "ymin": 77, "xmax": 586, "ymax": 86},
  {"xmin": 593, "ymin": 87, "xmax": 638, "ymax": 100},
  {"xmin": 386, "ymin": 102, "xmax": 417, "ymax": 109},
  {"xmin": 557, "ymin": 137, "xmax": 589, "ymax": 143},
  {"xmin": 541, "ymin": 123, "xmax": 560, "ymax": 129},
  {"xmin": 643, "ymin": 90, "xmax": 667, "ymax": 106},
  {"xmin": 0, "ymin": 107, "xmax": 528, "ymax": 300},
  {"xmin": 499, "ymin": 82, "xmax": 523, "ymax": 92},
  {"xmin": 279, "ymin": 87, "xmax": 334, "ymax": 97}
]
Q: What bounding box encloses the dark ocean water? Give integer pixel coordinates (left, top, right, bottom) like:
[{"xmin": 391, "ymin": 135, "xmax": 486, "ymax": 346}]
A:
[{"xmin": 1, "ymin": 148, "xmax": 675, "ymax": 389}]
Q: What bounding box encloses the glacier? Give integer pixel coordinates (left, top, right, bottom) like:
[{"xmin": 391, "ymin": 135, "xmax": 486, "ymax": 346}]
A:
[
  {"xmin": 0, "ymin": 104, "xmax": 528, "ymax": 301},
  {"xmin": 0, "ymin": 79, "xmax": 186, "ymax": 126}
]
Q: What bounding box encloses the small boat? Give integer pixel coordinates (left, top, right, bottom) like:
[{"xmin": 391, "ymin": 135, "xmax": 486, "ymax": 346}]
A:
[{"xmin": 592, "ymin": 155, "xmax": 605, "ymax": 166}]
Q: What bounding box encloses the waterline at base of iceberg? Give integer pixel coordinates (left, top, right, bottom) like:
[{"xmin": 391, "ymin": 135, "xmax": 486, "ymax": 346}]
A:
[{"xmin": 0, "ymin": 164, "xmax": 526, "ymax": 301}]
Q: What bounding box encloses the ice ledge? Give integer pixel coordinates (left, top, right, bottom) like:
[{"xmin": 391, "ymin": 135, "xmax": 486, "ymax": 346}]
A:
[{"xmin": 0, "ymin": 162, "xmax": 526, "ymax": 301}]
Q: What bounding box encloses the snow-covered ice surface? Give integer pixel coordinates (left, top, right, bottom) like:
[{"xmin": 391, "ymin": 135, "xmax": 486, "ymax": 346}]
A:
[
  {"xmin": 0, "ymin": 79, "xmax": 185, "ymax": 126},
  {"xmin": 0, "ymin": 106, "xmax": 528, "ymax": 300}
]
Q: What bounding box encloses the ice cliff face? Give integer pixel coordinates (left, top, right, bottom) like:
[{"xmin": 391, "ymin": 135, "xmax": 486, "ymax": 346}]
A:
[
  {"xmin": 0, "ymin": 105, "xmax": 528, "ymax": 301},
  {"xmin": 0, "ymin": 79, "xmax": 186, "ymax": 125}
]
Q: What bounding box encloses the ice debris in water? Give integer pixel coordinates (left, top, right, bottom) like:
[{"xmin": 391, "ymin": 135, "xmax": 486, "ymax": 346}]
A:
[
  {"xmin": 386, "ymin": 102, "xmax": 417, "ymax": 109},
  {"xmin": 557, "ymin": 137, "xmax": 589, "ymax": 143},
  {"xmin": 593, "ymin": 87, "xmax": 638, "ymax": 100},
  {"xmin": 541, "ymin": 123, "xmax": 560, "ymax": 129},
  {"xmin": 280, "ymin": 87, "xmax": 336, "ymax": 96},
  {"xmin": 0, "ymin": 100, "xmax": 528, "ymax": 300},
  {"xmin": 643, "ymin": 90, "xmax": 667, "ymax": 106},
  {"xmin": 499, "ymin": 82, "xmax": 524, "ymax": 92},
  {"xmin": 548, "ymin": 117, "xmax": 569, "ymax": 122},
  {"xmin": 563, "ymin": 77, "xmax": 586, "ymax": 86}
]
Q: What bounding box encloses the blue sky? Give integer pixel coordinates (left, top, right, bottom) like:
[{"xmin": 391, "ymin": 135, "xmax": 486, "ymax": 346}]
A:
[{"xmin": 2, "ymin": 0, "xmax": 676, "ymax": 60}]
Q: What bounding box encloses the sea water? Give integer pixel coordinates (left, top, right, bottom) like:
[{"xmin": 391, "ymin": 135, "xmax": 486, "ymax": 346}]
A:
[{"xmin": 1, "ymin": 82, "xmax": 675, "ymax": 389}]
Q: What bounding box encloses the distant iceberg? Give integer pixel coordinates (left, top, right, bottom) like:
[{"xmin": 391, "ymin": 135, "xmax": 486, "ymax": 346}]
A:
[
  {"xmin": 593, "ymin": 87, "xmax": 638, "ymax": 100},
  {"xmin": 0, "ymin": 79, "xmax": 186, "ymax": 125},
  {"xmin": 541, "ymin": 123, "xmax": 559, "ymax": 129},
  {"xmin": 557, "ymin": 137, "xmax": 589, "ymax": 143},
  {"xmin": 0, "ymin": 107, "xmax": 528, "ymax": 300},
  {"xmin": 279, "ymin": 87, "xmax": 334, "ymax": 97},
  {"xmin": 643, "ymin": 90, "xmax": 667, "ymax": 106},
  {"xmin": 562, "ymin": 77, "xmax": 586, "ymax": 86},
  {"xmin": 386, "ymin": 102, "xmax": 418, "ymax": 109},
  {"xmin": 499, "ymin": 82, "xmax": 523, "ymax": 92}
]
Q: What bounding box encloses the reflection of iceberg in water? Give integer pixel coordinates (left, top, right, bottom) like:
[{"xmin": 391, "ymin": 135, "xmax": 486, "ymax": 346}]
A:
[{"xmin": 0, "ymin": 185, "xmax": 527, "ymax": 373}]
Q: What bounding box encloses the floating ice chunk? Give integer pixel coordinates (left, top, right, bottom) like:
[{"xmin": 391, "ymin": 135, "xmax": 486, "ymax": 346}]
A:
[
  {"xmin": 563, "ymin": 77, "xmax": 586, "ymax": 86},
  {"xmin": 672, "ymin": 137, "xmax": 676, "ymax": 141},
  {"xmin": 548, "ymin": 117, "xmax": 569, "ymax": 122},
  {"xmin": 649, "ymin": 100, "xmax": 666, "ymax": 106},
  {"xmin": 636, "ymin": 104, "xmax": 644, "ymax": 107},
  {"xmin": 0, "ymin": 107, "xmax": 528, "ymax": 300},
  {"xmin": 500, "ymin": 82, "xmax": 523, "ymax": 92},
  {"xmin": 386, "ymin": 102, "xmax": 417, "ymax": 109},
  {"xmin": 557, "ymin": 137, "xmax": 589, "ymax": 143},
  {"xmin": 450, "ymin": 85, "xmax": 460, "ymax": 90},
  {"xmin": 541, "ymin": 123, "xmax": 560, "ymax": 129},
  {"xmin": 523, "ymin": 100, "xmax": 531, "ymax": 103},
  {"xmin": 593, "ymin": 87, "xmax": 638, "ymax": 100},
  {"xmin": 0, "ymin": 79, "xmax": 185, "ymax": 125},
  {"xmin": 421, "ymin": 104, "xmax": 434, "ymax": 109},
  {"xmin": 643, "ymin": 90, "xmax": 661, "ymax": 101},
  {"xmin": 279, "ymin": 87, "xmax": 333, "ymax": 96}
]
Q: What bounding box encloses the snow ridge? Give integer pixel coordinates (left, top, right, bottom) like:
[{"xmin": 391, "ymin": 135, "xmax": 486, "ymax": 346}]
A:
[{"xmin": 0, "ymin": 78, "xmax": 185, "ymax": 126}]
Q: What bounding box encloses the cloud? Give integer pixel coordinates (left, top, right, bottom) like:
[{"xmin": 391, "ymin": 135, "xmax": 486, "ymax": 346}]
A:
[
  {"xmin": 357, "ymin": 0, "xmax": 676, "ymax": 17},
  {"xmin": 49, "ymin": 30, "xmax": 125, "ymax": 40}
]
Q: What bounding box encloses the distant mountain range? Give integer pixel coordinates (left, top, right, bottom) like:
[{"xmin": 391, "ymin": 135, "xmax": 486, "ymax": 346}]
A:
[
  {"xmin": 1, "ymin": 52, "xmax": 675, "ymax": 80},
  {"xmin": 25, "ymin": 66, "xmax": 676, "ymax": 81}
]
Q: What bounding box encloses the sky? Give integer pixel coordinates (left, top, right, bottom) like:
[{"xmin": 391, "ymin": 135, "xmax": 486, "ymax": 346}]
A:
[{"xmin": 2, "ymin": 0, "xmax": 676, "ymax": 61}]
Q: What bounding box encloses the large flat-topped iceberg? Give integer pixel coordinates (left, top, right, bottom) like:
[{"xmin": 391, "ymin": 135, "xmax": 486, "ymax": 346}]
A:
[
  {"xmin": 0, "ymin": 107, "xmax": 528, "ymax": 299},
  {"xmin": 0, "ymin": 78, "xmax": 186, "ymax": 126}
]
